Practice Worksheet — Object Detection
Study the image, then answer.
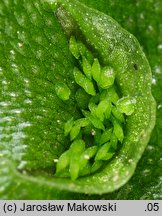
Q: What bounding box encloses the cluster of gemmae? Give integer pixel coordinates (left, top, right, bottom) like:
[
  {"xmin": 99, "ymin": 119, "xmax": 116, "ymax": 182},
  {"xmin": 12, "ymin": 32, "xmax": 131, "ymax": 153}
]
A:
[{"xmin": 54, "ymin": 36, "xmax": 136, "ymax": 180}]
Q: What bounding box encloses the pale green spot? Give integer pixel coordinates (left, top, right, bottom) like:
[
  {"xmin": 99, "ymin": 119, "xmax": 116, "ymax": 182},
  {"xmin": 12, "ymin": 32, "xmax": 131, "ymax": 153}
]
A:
[
  {"xmin": 64, "ymin": 117, "xmax": 74, "ymax": 136},
  {"xmin": 116, "ymin": 96, "xmax": 136, "ymax": 115},
  {"xmin": 55, "ymin": 82, "xmax": 71, "ymax": 101},
  {"xmin": 73, "ymin": 67, "xmax": 96, "ymax": 96},
  {"xmin": 69, "ymin": 36, "xmax": 80, "ymax": 59},
  {"xmin": 99, "ymin": 66, "xmax": 115, "ymax": 89}
]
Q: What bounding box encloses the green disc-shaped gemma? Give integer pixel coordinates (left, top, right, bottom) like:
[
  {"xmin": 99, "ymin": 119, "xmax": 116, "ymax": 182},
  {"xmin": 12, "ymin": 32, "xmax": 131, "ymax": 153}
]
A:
[
  {"xmin": 69, "ymin": 36, "xmax": 80, "ymax": 59},
  {"xmin": 75, "ymin": 88, "xmax": 91, "ymax": 109},
  {"xmin": 69, "ymin": 139, "xmax": 85, "ymax": 153},
  {"xmin": 99, "ymin": 66, "xmax": 115, "ymax": 89},
  {"xmin": 54, "ymin": 82, "xmax": 71, "ymax": 101},
  {"xmin": 95, "ymin": 142, "xmax": 111, "ymax": 161},
  {"xmin": 73, "ymin": 67, "xmax": 96, "ymax": 96},
  {"xmin": 91, "ymin": 58, "xmax": 101, "ymax": 83},
  {"xmin": 116, "ymin": 96, "xmax": 136, "ymax": 115},
  {"xmin": 79, "ymin": 146, "xmax": 98, "ymax": 168},
  {"xmin": 56, "ymin": 150, "xmax": 70, "ymax": 174},
  {"xmin": 64, "ymin": 117, "xmax": 74, "ymax": 136},
  {"xmin": 82, "ymin": 56, "xmax": 92, "ymax": 80}
]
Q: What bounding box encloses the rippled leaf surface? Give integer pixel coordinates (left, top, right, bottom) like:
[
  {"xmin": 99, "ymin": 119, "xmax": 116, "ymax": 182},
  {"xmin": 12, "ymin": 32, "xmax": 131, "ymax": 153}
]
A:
[{"xmin": 0, "ymin": 0, "xmax": 162, "ymax": 199}]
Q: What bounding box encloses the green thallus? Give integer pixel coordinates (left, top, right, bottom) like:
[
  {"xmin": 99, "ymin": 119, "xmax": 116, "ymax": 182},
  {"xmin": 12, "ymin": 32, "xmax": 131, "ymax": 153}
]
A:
[{"xmin": 55, "ymin": 36, "xmax": 136, "ymax": 180}]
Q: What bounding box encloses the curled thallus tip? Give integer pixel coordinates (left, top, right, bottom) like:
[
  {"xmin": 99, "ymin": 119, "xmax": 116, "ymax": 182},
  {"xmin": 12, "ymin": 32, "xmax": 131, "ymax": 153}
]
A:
[{"xmin": 50, "ymin": 0, "xmax": 156, "ymax": 194}]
